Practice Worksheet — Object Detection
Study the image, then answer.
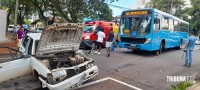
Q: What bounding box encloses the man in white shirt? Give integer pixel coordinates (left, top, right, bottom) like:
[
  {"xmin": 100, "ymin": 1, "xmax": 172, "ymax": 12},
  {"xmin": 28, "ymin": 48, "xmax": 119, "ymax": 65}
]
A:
[{"xmin": 94, "ymin": 26, "xmax": 105, "ymax": 54}]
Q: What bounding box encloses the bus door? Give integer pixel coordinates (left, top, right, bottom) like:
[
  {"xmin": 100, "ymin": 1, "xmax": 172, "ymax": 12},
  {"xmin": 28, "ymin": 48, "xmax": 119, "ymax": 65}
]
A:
[{"xmin": 152, "ymin": 13, "xmax": 161, "ymax": 50}]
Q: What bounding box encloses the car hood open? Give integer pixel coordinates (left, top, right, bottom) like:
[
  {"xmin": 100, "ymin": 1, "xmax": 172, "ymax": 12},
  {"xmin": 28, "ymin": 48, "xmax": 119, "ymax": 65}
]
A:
[{"xmin": 36, "ymin": 23, "xmax": 83, "ymax": 57}]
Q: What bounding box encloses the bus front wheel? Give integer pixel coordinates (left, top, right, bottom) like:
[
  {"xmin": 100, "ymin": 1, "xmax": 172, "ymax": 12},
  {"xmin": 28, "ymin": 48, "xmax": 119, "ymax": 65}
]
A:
[{"xmin": 156, "ymin": 43, "xmax": 163, "ymax": 56}]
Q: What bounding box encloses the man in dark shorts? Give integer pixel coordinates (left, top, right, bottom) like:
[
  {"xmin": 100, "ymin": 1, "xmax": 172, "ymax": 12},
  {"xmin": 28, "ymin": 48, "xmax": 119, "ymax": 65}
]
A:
[{"xmin": 106, "ymin": 24, "xmax": 114, "ymax": 57}]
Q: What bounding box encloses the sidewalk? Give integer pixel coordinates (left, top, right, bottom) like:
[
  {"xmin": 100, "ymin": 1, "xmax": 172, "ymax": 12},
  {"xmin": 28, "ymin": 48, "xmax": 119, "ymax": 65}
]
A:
[
  {"xmin": 187, "ymin": 83, "xmax": 200, "ymax": 90},
  {"xmin": 187, "ymin": 72, "xmax": 200, "ymax": 90}
]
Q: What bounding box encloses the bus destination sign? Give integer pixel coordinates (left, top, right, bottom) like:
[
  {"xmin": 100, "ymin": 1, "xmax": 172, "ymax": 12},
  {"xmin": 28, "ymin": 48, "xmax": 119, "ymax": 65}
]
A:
[{"xmin": 125, "ymin": 10, "xmax": 150, "ymax": 16}]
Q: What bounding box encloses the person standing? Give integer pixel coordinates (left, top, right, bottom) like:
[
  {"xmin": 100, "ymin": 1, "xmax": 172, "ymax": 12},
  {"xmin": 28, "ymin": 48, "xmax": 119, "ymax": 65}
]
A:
[
  {"xmin": 17, "ymin": 26, "xmax": 25, "ymax": 48},
  {"xmin": 94, "ymin": 26, "xmax": 105, "ymax": 54},
  {"xmin": 110, "ymin": 33, "xmax": 116, "ymax": 53},
  {"xmin": 183, "ymin": 31, "xmax": 197, "ymax": 67},
  {"xmin": 106, "ymin": 24, "xmax": 115, "ymax": 57}
]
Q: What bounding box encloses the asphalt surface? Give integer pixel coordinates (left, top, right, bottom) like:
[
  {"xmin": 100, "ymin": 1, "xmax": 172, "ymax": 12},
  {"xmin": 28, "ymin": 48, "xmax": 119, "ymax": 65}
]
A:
[{"xmin": 0, "ymin": 45, "xmax": 200, "ymax": 90}]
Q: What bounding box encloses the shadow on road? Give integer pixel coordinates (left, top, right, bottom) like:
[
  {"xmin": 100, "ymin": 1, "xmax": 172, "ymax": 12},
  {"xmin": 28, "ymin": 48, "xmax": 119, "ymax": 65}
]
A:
[{"xmin": 118, "ymin": 48, "xmax": 181, "ymax": 57}]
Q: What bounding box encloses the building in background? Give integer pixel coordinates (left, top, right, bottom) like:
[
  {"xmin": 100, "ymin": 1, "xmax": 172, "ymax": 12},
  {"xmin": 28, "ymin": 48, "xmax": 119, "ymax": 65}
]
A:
[
  {"xmin": 136, "ymin": 0, "xmax": 150, "ymax": 8},
  {"xmin": 183, "ymin": 0, "xmax": 191, "ymax": 8},
  {"xmin": 128, "ymin": 0, "xmax": 150, "ymax": 9},
  {"xmin": 129, "ymin": 0, "xmax": 191, "ymax": 9}
]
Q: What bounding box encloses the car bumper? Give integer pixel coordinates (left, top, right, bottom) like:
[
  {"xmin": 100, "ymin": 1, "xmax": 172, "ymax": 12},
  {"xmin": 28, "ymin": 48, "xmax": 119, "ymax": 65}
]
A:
[{"xmin": 40, "ymin": 65, "xmax": 98, "ymax": 90}]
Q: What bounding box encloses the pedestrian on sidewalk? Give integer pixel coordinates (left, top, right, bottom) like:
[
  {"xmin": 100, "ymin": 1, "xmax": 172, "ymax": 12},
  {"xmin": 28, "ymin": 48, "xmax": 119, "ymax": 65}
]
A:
[
  {"xmin": 17, "ymin": 26, "xmax": 25, "ymax": 48},
  {"xmin": 106, "ymin": 24, "xmax": 115, "ymax": 57},
  {"xmin": 94, "ymin": 26, "xmax": 105, "ymax": 55},
  {"xmin": 183, "ymin": 31, "xmax": 197, "ymax": 67}
]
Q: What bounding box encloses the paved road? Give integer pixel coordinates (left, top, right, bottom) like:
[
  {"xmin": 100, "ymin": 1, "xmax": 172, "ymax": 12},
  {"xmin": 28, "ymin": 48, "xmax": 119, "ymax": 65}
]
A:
[{"xmin": 0, "ymin": 45, "xmax": 200, "ymax": 90}]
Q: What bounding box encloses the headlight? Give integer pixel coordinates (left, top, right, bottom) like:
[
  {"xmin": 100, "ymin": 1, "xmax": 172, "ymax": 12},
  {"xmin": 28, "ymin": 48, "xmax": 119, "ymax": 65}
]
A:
[
  {"xmin": 84, "ymin": 36, "xmax": 90, "ymax": 40},
  {"xmin": 144, "ymin": 38, "xmax": 150, "ymax": 44},
  {"xmin": 51, "ymin": 69, "xmax": 67, "ymax": 78},
  {"xmin": 86, "ymin": 63, "xmax": 93, "ymax": 69}
]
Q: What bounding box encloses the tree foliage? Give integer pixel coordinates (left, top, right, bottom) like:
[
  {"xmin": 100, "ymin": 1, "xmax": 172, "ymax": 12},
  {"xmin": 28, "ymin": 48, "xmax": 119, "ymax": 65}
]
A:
[
  {"xmin": 146, "ymin": 0, "xmax": 185, "ymax": 16},
  {"xmin": 187, "ymin": 0, "xmax": 200, "ymax": 34},
  {"xmin": 146, "ymin": 0, "xmax": 200, "ymax": 34},
  {"xmin": 47, "ymin": 0, "xmax": 113, "ymax": 23},
  {"xmin": 2, "ymin": 0, "xmax": 113, "ymax": 26}
]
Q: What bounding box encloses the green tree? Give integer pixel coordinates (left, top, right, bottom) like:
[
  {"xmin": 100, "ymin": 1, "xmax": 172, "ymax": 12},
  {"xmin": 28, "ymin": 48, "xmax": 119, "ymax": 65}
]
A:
[
  {"xmin": 187, "ymin": 0, "xmax": 200, "ymax": 34},
  {"xmin": 3, "ymin": 0, "xmax": 114, "ymax": 30},
  {"xmin": 48, "ymin": 0, "xmax": 113, "ymax": 23},
  {"xmin": 146, "ymin": 0, "xmax": 185, "ymax": 16}
]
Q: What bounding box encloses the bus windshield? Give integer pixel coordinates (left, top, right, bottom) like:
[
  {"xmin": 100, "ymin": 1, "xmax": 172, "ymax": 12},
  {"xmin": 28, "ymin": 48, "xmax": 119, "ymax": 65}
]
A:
[
  {"xmin": 120, "ymin": 15, "xmax": 152, "ymax": 36},
  {"xmin": 84, "ymin": 25, "xmax": 96, "ymax": 33}
]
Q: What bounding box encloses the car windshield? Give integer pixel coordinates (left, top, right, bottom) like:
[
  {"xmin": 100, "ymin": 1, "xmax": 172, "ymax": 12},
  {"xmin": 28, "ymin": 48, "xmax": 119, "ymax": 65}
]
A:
[
  {"xmin": 84, "ymin": 25, "xmax": 95, "ymax": 33},
  {"xmin": 119, "ymin": 15, "xmax": 152, "ymax": 36}
]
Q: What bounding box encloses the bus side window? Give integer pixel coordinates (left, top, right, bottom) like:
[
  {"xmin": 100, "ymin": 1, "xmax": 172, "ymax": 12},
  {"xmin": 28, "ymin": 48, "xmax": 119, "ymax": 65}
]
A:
[{"xmin": 154, "ymin": 18, "xmax": 160, "ymax": 31}]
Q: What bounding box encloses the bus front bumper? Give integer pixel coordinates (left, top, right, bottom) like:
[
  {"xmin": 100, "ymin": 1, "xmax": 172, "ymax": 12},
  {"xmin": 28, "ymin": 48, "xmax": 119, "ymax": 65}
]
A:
[{"xmin": 118, "ymin": 42, "xmax": 153, "ymax": 51}]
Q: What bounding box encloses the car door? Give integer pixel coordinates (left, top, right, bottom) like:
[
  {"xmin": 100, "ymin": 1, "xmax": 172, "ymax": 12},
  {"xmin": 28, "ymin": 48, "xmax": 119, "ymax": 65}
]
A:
[
  {"xmin": 0, "ymin": 47, "xmax": 32, "ymax": 83},
  {"xmin": 20, "ymin": 35, "xmax": 33, "ymax": 55}
]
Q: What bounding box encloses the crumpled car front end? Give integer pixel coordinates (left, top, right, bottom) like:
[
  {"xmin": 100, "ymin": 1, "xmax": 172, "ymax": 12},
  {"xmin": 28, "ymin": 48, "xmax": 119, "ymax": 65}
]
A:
[
  {"xmin": 35, "ymin": 23, "xmax": 98, "ymax": 90},
  {"xmin": 39, "ymin": 61, "xmax": 98, "ymax": 90}
]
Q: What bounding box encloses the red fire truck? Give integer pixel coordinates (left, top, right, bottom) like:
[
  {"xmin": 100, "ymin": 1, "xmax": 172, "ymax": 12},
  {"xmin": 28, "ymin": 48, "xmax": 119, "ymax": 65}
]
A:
[{"xmin": 80, "ymin": 20, "xmax": 113, "ymax": 49}]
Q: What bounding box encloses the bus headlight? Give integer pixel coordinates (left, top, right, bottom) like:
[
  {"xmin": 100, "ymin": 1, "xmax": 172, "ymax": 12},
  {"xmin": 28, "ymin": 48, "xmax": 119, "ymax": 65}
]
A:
[
  {"xmin": 144, "ymin": 38, "xmax": 150, "ymax": 44},
  {"xmin": 84, "ymin": 36, "xmax": 90, "ymax": 40}
]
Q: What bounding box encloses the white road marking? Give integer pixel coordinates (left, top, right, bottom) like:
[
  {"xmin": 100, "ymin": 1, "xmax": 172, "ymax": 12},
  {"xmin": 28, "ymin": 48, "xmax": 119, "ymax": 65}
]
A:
[
  {"xmin": 76, "ymin": 77, "xmax": 143, "ymax": 90},
  {"xmin": 108, "ymin": 77, "xmax": 142, "ymax": 90}
]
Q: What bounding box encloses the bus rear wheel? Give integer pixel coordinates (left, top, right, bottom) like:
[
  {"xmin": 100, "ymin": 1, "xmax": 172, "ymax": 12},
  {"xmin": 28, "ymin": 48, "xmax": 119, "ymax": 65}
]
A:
[{"xmin": 176, "ymin": 40, "xmax": 182, "ymax": 50}]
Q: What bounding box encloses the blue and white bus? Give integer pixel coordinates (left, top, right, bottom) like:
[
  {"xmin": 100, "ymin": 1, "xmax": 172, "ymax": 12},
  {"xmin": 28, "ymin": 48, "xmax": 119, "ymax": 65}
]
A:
[{"xmin": 118, "ymin": 8, "xmax": 189, "ymax": 55}]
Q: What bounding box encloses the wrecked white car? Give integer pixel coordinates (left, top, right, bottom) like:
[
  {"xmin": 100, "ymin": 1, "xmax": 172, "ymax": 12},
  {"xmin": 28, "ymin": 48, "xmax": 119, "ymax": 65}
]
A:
[{"xmin": 0, "ymin": 23, "xmax": 98, "ymax": 90}]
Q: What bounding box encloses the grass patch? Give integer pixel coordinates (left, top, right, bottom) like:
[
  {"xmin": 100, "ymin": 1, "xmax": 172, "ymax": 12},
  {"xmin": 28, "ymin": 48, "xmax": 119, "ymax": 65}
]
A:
[{"xmin": 170, "ymin": 82, "xmax": 194, "ymax": 90}]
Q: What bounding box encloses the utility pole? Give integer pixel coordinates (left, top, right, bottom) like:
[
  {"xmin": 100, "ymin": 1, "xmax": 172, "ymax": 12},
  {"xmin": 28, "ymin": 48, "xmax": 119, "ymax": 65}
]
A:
[{"xmin": 13, "ymin": 0, "xmax": 19, "ymax": 40}]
